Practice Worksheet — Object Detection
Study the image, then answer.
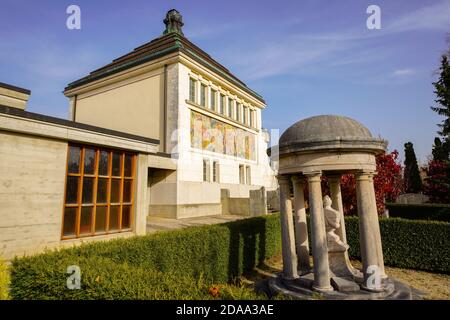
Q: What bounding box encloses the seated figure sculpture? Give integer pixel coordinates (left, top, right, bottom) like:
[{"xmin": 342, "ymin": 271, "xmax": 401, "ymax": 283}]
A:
[{"xmin": 323, "ymin": 195, "xmax": 348, "ymax": 251}]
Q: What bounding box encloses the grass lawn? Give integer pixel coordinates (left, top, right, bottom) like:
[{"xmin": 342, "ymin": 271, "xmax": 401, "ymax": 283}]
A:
[{"xmin": 239, "ymin": 254, "xmax": 450, "ymax": 300}]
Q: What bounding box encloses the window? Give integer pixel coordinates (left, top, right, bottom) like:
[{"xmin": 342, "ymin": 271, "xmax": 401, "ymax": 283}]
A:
[
  {"xmin": 189, "ymin": 78, "xmax": 196, "ymax": 102},
  {"xmin": 239, "ymin": 164, "xmax": 245, "ymax": 184},
  {"xmin": 62, "ymin": 145, "xmax": 136, "ymax": 239},
  {"xmin": 212, "ymin": 161, "xmax": 219, "ymax": 183},
  {"xmin": 245, "ymin": 165, "xmax": 251, "ymax": 185},
  {"xmin": 236, "ymin": 104, "xmax": 241, "ymax": 122},
  {"xmin": 200, "ymin": 84, "xmax": 206, "ymax": 106},
  {"xmin": 250, "ymin": 110, "xmax": 255, "ymax": 128},
  {"xmin": 219, "ymin": 94, "xmax": 225, "ymax": 114},
  {"xmin": 228, "ymin": 99, "xmax": 234, "ymax": 118},
  {"xmin": 210, "ymin": 89, "xmax": 216, "ymax": 111},
  {"xmin": 243, "ymin": 107, "xmax": 248, "ymax": 125},
  {"xmin": 203, "ymin": 159, "xmax": 210, "ymax": 182}
]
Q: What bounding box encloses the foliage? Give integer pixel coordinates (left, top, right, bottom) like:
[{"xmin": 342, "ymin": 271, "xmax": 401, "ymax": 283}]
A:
[
  {"xmin": 386, "ymin": 202, "xmax": 450, "ymax": 222},
  {"xmin": 424, "ymin": 159, "xmax": 450, "ymax": 203},
  {"xmin": 432, "ymin": 137, "xmax": 450, "ymax": 161},
  {"xmin": 403, "ymin": 142, "xmax": 423, "ymax": 193},
  {"xmin": 10, "ymin": 215, "xmax": 281, "ymax": 299},
  {"xmin": 344, "ymin": 217, "xmax": 450, "ymax": 274},
  {"xmin": 10, "ymin": 213, "xmax": 450, "ymax": 299},
  {"xmin": 431, "ymin": 54, "xmax": 450, "ymax": 138},
  {"xmin": 339, "ymin": 150, "xmax": 404, "ymax": 215},
  {"xmin": 0, "ymin": 259, "xmax": 10, "ymax": 300}
]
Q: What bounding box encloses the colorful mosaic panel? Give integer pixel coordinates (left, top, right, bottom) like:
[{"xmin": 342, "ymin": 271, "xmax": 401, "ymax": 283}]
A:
[{"xmin": 190, "ymin": 110, "xmax": 255, "ymax": 160}]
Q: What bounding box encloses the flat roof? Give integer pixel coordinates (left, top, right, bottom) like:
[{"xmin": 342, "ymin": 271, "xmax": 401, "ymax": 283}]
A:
[
  {"xmin": 0, "ymin": 104, "xmax": 160, "ymax": 145},
  {"xmin": 0, "ymin": 82, "xmax": 31, "ymax": 95}
]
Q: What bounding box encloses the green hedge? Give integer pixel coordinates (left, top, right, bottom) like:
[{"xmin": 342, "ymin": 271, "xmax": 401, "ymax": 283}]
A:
[
  {"xmin": 10, "ymin": 215, "xmax": 281, "ymax": 299},
  {"xmin": 9, "ymin": 214, "xmax": 449, "ymax": 299},
  {"xmin": 386, "ymin": 203, "xmax": 450, "ymax": 222},
  {"xmin": 344, "ymin": 217, "xmax": 450, "ymax": 273},
  {"xmin": 0, "ymin": 259, "xmax": 9, "ymax": 300}
]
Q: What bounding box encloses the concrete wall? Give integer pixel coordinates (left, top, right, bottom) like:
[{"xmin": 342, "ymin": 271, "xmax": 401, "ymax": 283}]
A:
[
  {"xmin": 0, "ymin": 131, "xmax": 67, "ymax": 259},
  {"xmin": 75, "ymin": 69, "xmax": 164, "ymax": 147}
]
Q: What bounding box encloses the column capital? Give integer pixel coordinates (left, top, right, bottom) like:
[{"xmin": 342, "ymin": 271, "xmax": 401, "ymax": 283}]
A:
[
  {"xmin": 327, "ymin": 174, "xmax": 342, "ymax": 183},
  {"xmin": 355, "ymin": 170, "xmax": 376, "ymax": 181},
  {"xmin": 304, "ymin": 170, "xmax": 322, "ymax": 182},
  {"xmin": 278, "ymin": 174, "xmax": 291, "ymax": 185},
  {"xmin": 291, "ymin": 175, "xmax": 305, "ymax": 184}
]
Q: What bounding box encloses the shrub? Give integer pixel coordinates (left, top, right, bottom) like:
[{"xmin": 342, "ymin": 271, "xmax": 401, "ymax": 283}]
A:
[
  {"xmin": 344, "ymin": 217, "xmax": 450, "ymax": 273},
  {"xmin": 10, "ymin": 215, "xmax": 281, "ymax": 299},
  {"xmin": 0, "ymin": 259, "xmax": 10, "ymax": 300},
  {"xmin": 385, "ymin": 203, "xmax": 450, "ymax": 222}
]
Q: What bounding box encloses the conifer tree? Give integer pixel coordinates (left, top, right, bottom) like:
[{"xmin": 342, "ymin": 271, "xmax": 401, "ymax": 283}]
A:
[{"xmin": 403, "ymin": 142, "xmax": 423, "ymax": 193}]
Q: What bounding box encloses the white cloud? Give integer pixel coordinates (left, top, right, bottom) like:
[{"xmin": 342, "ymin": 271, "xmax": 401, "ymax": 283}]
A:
[{"xmin": 393, "ymin": 68, "xmax": 415, "ymax": 76}]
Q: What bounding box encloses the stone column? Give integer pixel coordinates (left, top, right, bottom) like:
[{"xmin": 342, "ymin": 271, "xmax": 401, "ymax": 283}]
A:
[
  {"xmin": 328, "ymin": 175, "xmax": 346, "ymax": 242},
  {"xmin": 291, "ymin": 175, "xmax": 310, "ymax": 273},
  {"xmin": 367, "ymin": 173, "xmax": 387, "ymax": 279},
  {"xmin": 356, "ymin": 170, "xmax": 386, "ymax": 289},
  {"xmin": 278, "ymin": 175, "xmax": 298, "ymax": 280},
  {"xmin": 306, "ymin": 171, "xmax": 333, "ymax": 292}
]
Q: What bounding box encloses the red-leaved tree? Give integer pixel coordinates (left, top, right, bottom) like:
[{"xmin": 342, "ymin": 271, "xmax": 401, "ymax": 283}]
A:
[
  {"xmin": 424, "ymin": 160, "xmax": 450, "ymax": 203},
  {"xmin": 339, "ymin": 150, "xmax": 404, "ymax": 215}
]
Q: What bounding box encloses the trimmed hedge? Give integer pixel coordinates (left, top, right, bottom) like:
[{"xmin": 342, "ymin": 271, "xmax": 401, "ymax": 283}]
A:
[
  {"xmin": 344, "ymin": 217, "xmax": 450, "ymax": 273},
  {"xmin": 10, "ymin": 215, "xmax": 281, "ymax": 299},
  {"xmin": 386, "ymin": 203, "xmax": 450, "ymax": 222},
  {"xmin": 9, "ymin": 214, "xmax": 449, "ymax": 299},
  {"xmin": 0, "ymin": 259, "xmax": 9, "ymax": 300}
]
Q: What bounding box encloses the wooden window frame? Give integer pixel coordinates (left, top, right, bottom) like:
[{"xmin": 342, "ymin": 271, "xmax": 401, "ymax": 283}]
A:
[{"xmin": 61, "ymin": 144, "xmax": 137, "ymax": 240}]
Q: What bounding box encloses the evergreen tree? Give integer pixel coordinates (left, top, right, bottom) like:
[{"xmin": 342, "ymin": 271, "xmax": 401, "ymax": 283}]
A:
[
  {"xmin": 431, "ymin": 54, "xmax": 450, "ymax": 138},
  {"xmin": 432, "ymin": 137, "xmax": 450, "ymax": 161},
  {"xmin": 403, "ymin": 142, "xmax": 423, "ymax": 193}
]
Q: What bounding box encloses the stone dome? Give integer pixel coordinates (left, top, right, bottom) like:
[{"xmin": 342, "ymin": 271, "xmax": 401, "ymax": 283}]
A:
[{"xmin": 279, "ymin": 115, "xmax": 386, "ymax": 155}]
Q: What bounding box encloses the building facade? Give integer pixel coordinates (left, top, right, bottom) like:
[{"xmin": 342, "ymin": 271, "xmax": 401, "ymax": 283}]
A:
[{"xmin": 0, "ymin": 10, "xmax": 276, "ymax": 259}]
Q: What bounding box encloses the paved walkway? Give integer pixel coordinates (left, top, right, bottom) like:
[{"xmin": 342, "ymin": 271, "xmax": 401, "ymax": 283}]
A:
[{"xmin": 146, "ymin": 214, "xmax": 247, "ymax": 233}]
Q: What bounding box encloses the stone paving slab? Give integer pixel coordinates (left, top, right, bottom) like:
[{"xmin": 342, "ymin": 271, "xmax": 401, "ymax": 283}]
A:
[{"xmin": 146, "ymin": 214, "xmax": 247, "ymax": 233}]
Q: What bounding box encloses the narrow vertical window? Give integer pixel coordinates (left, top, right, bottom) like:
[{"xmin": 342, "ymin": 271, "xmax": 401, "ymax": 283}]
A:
[
  {"xmin": 243, "ymin": 107, "xmax": 248, "ymax": 125},
  {"xmin": 236, "ymin": 104, "xmax": 241, "ymax": 122},
  {"xmin": 210, "ymin": 89, "xmax": 216, "ymax": 111},
  {"xmin": 203, "ymin": 159, "xmax": 210, "ymax": 182},
  {"xmin": 200, "ymin": 84, "xmax": 206, "ymax": 107},
  {"xmin": 228, "ymin": 99, "xmax": 234, "ymax": 118},
  {"xmin": 189, "ymin": 78, "xmax": 196, "ymax": 102},
  {"xmin": 62, "ymin": 145, "xmax": 136, "ymax": 239},
  {"xmin": 212, "ymin": 161, "xmax": 219, "ymax": 183},
  {"xmin": 239, "ymin": 164, "xmax": 245, "ymax": 184},
  {"xmin": 246, "ymin": 165, "xmax": 251, "ymax": 185},
  {"xmin": 250, "ymin": 110, "xmax": 255, "ymax": 128},
  {"xmin": 219, "ymin": 94, "xmax": 225, "ymax": 114}
]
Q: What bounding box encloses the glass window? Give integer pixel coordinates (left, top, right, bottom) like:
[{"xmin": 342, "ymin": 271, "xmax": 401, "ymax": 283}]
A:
[
  {"xmin": 243, "ymin": 107, "xmax": 248, "ymax": 125},
  {"xmin": 212, "ymin": 161, "xmax": 219, "ymax": 183},
  {"xmin": 246, "ymin": 166, "xmax": 251, "ymax": 185},
  {"xmin": 239, "ymin": 165, "xmax": 245, "ymax": 184},
  {"xmin": 189, "ymin": 78, "xmax": 196, "ymax": 102},
  {"xmin": 228, "ymin": 99, "xmax": 233, "ymax": 118},
  {"xmin": 68, "ymin": 146, "xmax": 81, "ymax": 173},
  {"xmin": 98, "ymin": 151, "xmax": 109, "ymax": 176},
  {"xmin": 203, "ymin": 159, "xmax": 210, "ymax": 182},
  {"xmin": 250, "ymin": 110, "xmax": 255, "ymax": 128},
  {"xmin": 220, "ymin": 94, "xmax": 225, "ymax": 114},
  {"xmin": 236, "ymin": 104, "xmax": 241, "ymax": 122},
  {"xmin": 210, "ymin": 89, "xmax": 216, "ymax": 111},
  {"xmin": 63, "ymin": 145, "xmax": 136, "ymax": 239},
  {"xmin": 200, "ymin": 84, "xmax": 206, "ymax": 106}
]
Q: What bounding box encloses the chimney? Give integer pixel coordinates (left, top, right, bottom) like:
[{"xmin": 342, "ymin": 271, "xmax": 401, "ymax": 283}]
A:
[{"xmin": 0, "ymin": 82, "xmax": 31, "ymax": 110}]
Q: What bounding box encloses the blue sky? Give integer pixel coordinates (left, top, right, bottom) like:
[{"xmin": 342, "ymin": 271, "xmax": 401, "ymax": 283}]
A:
[{"xmin": 1, "ymin": 0, "xmax": 449, "ymax": 164}]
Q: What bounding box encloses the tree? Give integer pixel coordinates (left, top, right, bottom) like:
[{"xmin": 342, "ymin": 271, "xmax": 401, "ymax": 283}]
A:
[
  {"xmin": 431, "ymin": 137, "xmax": 450, "ymax": 161},
  {"xmin": 431, "ymin": 54, "xmax": 450, "ymax": 138},
  {"xmin": 338, "ymin": 150, "xmax": 403, "ymax": 215},
  {"xmin": 424, "ymin": 159, "xmax": 450, "ymax": 203},
  {"xmin": 403, "ymin": 142, "xmax": 423, "ymax": 193}
]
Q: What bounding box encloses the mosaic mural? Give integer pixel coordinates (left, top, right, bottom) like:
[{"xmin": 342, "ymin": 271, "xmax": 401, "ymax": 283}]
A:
[{"xmin": 190, "ymin": 110, "xmax": 255, "ymax": 160}]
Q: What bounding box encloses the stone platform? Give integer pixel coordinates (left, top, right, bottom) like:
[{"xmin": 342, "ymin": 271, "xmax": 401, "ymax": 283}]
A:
[{"xmin": 269, "ymin": 273, "xmax": 413, "ymax": 300}]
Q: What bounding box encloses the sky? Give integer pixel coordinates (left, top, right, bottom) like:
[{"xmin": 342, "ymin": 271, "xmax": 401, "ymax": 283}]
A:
[{"xmin": 1, "ymin": 0, "xmax": 449, "ymax": 164}]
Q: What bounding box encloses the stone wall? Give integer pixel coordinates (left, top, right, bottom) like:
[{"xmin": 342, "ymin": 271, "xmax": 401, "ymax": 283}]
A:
[{"xmin": 0, "ymin": 131, "xmax": 67, "ymax": 259}]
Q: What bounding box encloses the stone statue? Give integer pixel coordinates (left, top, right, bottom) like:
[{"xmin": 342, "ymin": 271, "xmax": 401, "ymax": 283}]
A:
[
  {"xmin": 163, "ymin": 9, "xmax": 184, "ymax": 36},
  {"xmin": 323, "ymin": 195, "xmax": 348, "ymax": 250}
]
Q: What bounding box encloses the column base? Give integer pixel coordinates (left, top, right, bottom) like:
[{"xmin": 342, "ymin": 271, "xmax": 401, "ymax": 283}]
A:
[{"xmin": 312, "ymin": 284, "xmax": 334, "ymax": 293}]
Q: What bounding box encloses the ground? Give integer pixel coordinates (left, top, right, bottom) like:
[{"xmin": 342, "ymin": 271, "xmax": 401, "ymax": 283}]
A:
[{"xmin": 240, "ymin": 254, "xmax": 450, "ymax": 300}]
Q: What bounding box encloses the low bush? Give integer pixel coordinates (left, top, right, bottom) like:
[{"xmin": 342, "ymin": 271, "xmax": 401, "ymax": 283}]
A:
[
  {"xmin": 0, "ymin": 259, "xmax": 10, "ymax": 300},
  {"xmin": 386, "ymin": 203, "xmax": 450, "ymax": 222},
  {"xmin": 9, "ymin": 213, "xmax": 449, "ymax": 299},
  {"xmin": 344, "ymin": 217, "xmax": 450, "ymax": 273}
]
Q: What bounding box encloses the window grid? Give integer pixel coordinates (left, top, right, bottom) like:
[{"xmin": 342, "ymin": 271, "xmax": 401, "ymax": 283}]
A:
[{"xmin": 62, "ymin": 145, "xmax": 136, "ymax": 239}]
